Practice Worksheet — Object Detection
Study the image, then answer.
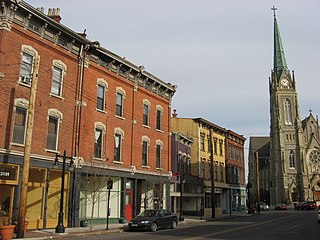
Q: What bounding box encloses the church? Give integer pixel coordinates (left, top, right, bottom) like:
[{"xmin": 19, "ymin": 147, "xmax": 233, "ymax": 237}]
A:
[{"xmin": 248, "ymin": 7, "xmax": 320, "ymax": 206}]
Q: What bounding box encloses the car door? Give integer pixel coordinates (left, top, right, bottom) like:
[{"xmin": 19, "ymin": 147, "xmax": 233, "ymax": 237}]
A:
[
  {"xmin": 157, "ymin": 210, "xmax": 165, "ymax": 229},
  {"xmin": 163, "ymin": 210, "xmax": 173, "ymax": 228}
]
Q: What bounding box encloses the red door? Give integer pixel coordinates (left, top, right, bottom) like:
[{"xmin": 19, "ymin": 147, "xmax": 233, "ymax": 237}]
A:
[{"xmin": 125, "ymin": 190, "xmax": 132, "ymax": 221}]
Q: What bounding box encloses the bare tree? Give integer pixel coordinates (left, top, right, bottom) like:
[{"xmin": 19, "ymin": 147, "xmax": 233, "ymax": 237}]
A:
[{"xmin": 78, "ymin": 160, "xmax": 109, "ymax": 230}]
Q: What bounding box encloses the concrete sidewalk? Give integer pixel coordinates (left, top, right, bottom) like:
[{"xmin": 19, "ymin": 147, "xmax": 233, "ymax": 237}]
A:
[{"xmin": 19, "ymin": 213, "xmax": 251, "ymax": 239}]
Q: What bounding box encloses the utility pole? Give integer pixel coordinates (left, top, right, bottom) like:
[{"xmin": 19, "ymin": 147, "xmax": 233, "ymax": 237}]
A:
[
  {"xmin": 210, "ymin": 129, "xmax": 215, "ymax": 219},
  {"xmin": 17, "ymin": 55, "xmax": 40, "ymax": 238}
]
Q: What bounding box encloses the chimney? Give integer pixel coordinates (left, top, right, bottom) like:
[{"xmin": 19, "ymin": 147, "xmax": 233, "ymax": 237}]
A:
[
  {"xmin": 172, "ymin": 109, "xmax": 177, "ymax": 118},
  {"xmin": 48, "ymin": 8, "xmax": 61, "ymax": 23}
]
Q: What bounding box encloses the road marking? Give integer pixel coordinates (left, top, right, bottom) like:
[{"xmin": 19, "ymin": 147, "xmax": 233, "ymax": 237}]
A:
[{"xmin": 184, "ymin": 214, "xmax": 297, "ymax": 240}]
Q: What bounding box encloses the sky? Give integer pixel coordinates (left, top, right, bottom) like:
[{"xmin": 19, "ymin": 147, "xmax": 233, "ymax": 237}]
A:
[{"xmin": 25, "ymin": 0, "xmax": 320, "ymax": 161}]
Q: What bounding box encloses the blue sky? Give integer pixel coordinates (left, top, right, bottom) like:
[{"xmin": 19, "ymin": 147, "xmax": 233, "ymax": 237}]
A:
[{"xmin": 25, "ymin": 0, "xmax": 320, "ymax": 162}]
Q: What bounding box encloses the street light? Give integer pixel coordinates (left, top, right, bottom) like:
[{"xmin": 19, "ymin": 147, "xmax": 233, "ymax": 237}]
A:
[
  {"xmin": 179, "ymin": 156, "xmax": 185, "ymax": 221},
  {"xmin": 54, "ymin": 150, "xmax": 74, "ymax": 233}
]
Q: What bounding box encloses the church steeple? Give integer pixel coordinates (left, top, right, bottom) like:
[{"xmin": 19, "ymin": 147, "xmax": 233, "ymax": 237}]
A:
[{"xmin": 272, "ymin": 6, "xmax": 288, "ymax": 79}]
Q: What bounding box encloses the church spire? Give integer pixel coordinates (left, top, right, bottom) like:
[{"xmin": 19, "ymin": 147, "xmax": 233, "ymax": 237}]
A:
[{"xmin": 272, "ymin": 6, "xmax": 288, "ymax": 78}]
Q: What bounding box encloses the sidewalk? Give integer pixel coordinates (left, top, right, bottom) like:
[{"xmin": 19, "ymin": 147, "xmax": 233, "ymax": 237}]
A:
[{"xmin": 20, "ymin": 213, "xmax": 252, "ymax": 239}]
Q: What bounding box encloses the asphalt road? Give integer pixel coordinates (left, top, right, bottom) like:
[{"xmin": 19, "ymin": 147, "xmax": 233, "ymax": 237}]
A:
[{"xmin": 68, "ymin": 210, "xmax": 320, "ymax": 240}]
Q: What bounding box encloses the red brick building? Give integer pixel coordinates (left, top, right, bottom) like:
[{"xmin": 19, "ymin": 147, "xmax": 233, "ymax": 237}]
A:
[
  {"xmin": 0, "ymin": 0, "xmax": 176, "ymax": 229},
  {"xmin": 225, "ymin": 130, "xmax": 246, "ymax": 213}
]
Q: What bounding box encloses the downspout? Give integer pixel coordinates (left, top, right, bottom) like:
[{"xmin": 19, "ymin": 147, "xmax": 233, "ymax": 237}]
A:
[{"xmin": 75, "ymin": 44, "xmax": 85, "ymax": 157}]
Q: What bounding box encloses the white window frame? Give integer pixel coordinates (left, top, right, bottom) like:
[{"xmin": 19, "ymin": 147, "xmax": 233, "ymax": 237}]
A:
[
  {"xmin": 51, "ymin": 60, "xmax": 67, "ymax": 97},
  {"xmin": 46, "ymin": 109, "xmax": 63, "ymax": 152}
]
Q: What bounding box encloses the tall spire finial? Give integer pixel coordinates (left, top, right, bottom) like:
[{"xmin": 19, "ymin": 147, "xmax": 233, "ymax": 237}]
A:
[
  {"xmin": 272, "ymin": 6, "xmax": 288, "ymax": 78},
  {"xmin": 271, "ymin": 6, "xmax": 277, "ymax": 17}
]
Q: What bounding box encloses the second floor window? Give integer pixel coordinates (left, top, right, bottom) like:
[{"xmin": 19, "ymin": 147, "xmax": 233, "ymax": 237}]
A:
[
  {"xmin": 219, "ymin": 140, "xmax": 223, "ymax": 156},
  {"xmin": 12, "ymin": 107, "xmax": 27, "ymax": 145},
  {"xmin": 143, "ymin": 104, "xmax": 149, "ymax": 126},
  {"xmin": 51, "ymin": 66, "xmax": 63, "ymax": 96},
  {"xmin": 200, "ymin": 134, "xmax": 205, "ymax": 151},
  {"xmin": 156, "ymin": 109, "xmax": 162, "ymax": 130},
  {"xmin": 116, "ymin": 93, "xmax": 123, "ymax": 117},
  {"xmin": 142, "ymin": 140, "xmax": 148, "ymax": 166},
  {"xmin": 46, "ymin": 116, "xmax": 59, "ymax": 150},
  {"xmin": 19, "ymin": 52, "xmax": 33, "ymax": 84},
  {"xmin": 114, "ymin": 134, "xmax": 122, "ymax": 161},
  {"xmin": 94, "ymin": 128, "xmax": 103, "ymax": 158},
  {"xmin": 156, "ymin": 144, "xmax": 161, "ymax": 168},
  {"xmin": 97, "ymin": 85, "xmax": 105, "ymax": 111}
]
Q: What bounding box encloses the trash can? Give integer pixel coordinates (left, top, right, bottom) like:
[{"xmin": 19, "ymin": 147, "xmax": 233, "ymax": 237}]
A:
[{"xmin": 80, "ymin": 220, "xmax": 88, "ymax": 227}]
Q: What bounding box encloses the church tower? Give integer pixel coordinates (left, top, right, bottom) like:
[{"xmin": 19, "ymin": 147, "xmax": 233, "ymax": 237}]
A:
[{"xmin": 269, "ymin": 7, "xmax": 307, "ymax": 204}]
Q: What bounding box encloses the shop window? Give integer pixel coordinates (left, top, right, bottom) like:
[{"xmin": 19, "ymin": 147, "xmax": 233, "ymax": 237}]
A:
[{"xmin": 12, "ymin": 107, "xmax": 27, "ymax": 145}]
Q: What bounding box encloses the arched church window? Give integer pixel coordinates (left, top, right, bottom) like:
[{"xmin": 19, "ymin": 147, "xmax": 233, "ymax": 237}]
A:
[
  {"xmin": 289, "ymin": 150, "xmax": 295, "ymax": 168},
  {"xmin": 283, "ymin": 98, "xmax": 292, "ymax": 125}
]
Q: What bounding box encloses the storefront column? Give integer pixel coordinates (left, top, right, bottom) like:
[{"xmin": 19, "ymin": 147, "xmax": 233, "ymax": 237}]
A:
[
  {"xmin": 120, "ymin": 177, "xmax": 126, "ymax": 221},
  {"xmin": 43, "ymin": 169, "xmax": 50, "ymax": 229}
]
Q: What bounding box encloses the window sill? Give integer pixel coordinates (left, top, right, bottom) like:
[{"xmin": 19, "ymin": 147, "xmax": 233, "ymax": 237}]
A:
[
  {"xmin": 142, "ymin": 125, "xmax": 151, "ymax": 129},
  {"xmin": 156, "ymin": 129, "xmax": 163, "ymax": 133},
  {"xmin": 45, "ymin": 149, "xmax": 60, "ymax": 154},
  {"xmin": 17, "ymin": 81, "xmax": 31, "ymax": 88},
  {"xmin": 93, "ymin": 157, "xmax": 104, "ymax": 161},
  {"xmin": 50, "ymin": 93, "xmax": 64, "ymax": 101},
  {"xmin": 115, "ymin": 115, "xmax": 125, "ymax": 120},
  {"xmin": 96, "ymin": 109, "xmax": 107, "ymax": 114},
  {"xmin": 142, "ymin": 165, "xmax": 150, "ymax": 169},
  {"xmin": 11, "ymin": 142, "xmax": 25, "ymax": 147},
  {"xmin": 113, "ymin": 160, "xmax": 123, "ymax": 165},
  {"xmin": 156, "ymin": 167, "xmax": 163, "ymax": 171}
]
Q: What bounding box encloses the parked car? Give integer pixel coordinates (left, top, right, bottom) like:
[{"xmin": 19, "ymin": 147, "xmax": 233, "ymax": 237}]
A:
[
  {"xmin": 305, "ymin": 201, "xmax": 317, "ymax": 211},
  {"xmin": 274, "ymin": 203, "xmax": 288, "ymax": 210},
  {"xmin": 128, "ymin": 209, "xmax": 178, "ymax": 232},
  {"xmin": 259, "ymin": 202, "xmax": 269, "ymax": 211}
]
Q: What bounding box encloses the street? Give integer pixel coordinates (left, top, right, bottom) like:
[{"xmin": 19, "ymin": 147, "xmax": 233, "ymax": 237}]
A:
[{"xmin": 68, "ymin": 210, "xmax": 320, "ymax": 240}]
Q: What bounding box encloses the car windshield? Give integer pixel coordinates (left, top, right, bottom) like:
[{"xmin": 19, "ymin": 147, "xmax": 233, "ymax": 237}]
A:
[{"xmin": 137, "ymin": 210, "xmax": 158, "ymax": 217}]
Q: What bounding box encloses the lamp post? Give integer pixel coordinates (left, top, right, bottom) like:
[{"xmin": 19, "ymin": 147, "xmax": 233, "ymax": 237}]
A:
[
  {"xmin": 179, "ymin": 157, "xmax": 185, "ymax": 221},
  {"xmin": 54, "ymin": 150, "xmax": 74, "ymax": 233}
]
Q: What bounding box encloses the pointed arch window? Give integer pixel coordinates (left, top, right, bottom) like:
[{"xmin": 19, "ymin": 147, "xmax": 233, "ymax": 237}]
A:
[
  {"xmin": 289, "ymin": 150, "xmax": 295, "ymax": 168},
  {"xmin": 283, "ymin": 98, "xmax": 292, "ymax": 125}
]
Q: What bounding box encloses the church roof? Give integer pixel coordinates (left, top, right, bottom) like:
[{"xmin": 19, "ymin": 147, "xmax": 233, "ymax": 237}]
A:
[{"xmin": 272, "ymin": 6, "xmax": 288, "ymax": 77}]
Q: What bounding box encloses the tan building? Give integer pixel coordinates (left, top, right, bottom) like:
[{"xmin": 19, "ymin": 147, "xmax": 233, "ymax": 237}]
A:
[{"xmin": 171, "ymin": 113, "xmax": 230, "ymax": 216}]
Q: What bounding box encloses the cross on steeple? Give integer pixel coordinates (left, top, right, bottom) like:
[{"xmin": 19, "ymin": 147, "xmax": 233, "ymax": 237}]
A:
[
  {"xmin": 271, "ymin": 6, "xmax": 277, "ymax": 17},
  {"xmin": 309, "ymin": 109, "xmax": 313, "ymax": 114}
]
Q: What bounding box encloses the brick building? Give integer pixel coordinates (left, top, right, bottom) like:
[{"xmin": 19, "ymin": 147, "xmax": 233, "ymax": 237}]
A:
[{"xmin": 0, "ymin": 0, "xmax": 175, "ymax": 229}]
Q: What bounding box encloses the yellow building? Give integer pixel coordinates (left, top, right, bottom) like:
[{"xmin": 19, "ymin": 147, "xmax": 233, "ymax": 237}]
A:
[{"xmin": 171, "ymin": 114, "xmax": 229, "ymax": 217}]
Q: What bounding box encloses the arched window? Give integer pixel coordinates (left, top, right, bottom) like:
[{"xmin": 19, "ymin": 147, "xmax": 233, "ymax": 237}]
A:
[
  {"xmin": 114, "ymin": 128, "xmax": 124, "ymax": 162},
  {"xmin": 94, "ymin": 122, "xmax": 106, "ymax": 159},
  {"xmin": 289, "ymin": 150, "xmax": 295, "ymax": 168},
  {"xmin": 142, "ymin": 136, "xmax": 150, "ymax": 166},
  {"xmin": 46, "ymin": 109, "xmax": 63, "ymax": 151},
  {"xmin": 283, "ymin": 98, "xmax": 292, "ymax": 125}
]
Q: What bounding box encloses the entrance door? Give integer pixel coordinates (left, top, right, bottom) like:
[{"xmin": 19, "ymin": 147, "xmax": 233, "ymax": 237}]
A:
[{"xmin": 125, "ymin": 190, "xmax": 132, "ymax": 221}]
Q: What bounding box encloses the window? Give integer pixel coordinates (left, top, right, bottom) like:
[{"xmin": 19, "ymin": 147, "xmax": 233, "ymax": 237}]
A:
[
  {"xmin": 289, "ymin": 150, "xmax": 295, "ymax": 168},
  {"xmin": 97, "ymin": 84, "xmax": 105, "ymax": 111},
  {"xmin": 229, "ymin": 146, "xmax": 232, "ymax": 159},
  {"xmin": 156, "ymin": 106, "xmax": 163, "ymax": 130},
  {"xmin": 116, "ymin": 92, "xmax": 123, "ymax": 117},
  {"xmin": 142, "ymin": 140, "xmax": 149, "ymax": 166},
  {"xmin": 208, "ymin": 137, "xmax": 212, "ymax": 153},
  {"xmin": 19, "ymin": 52, "xmax": 33, "ymax": 84},
  {"xmin": 143, "ymin": 104, "xmax": 149, "ymax": 126},
  {"xmin": 156, "ymin": 143, "xmax": 162, "ymax": 168},
  {"xmin": 200, "ymin": 134, "xmax": 205, "ymax": 151},
  {"xmin": 94, "ymin": 126, "xmax": 104, "ymax": 159},
  {"xmin": 12, "ymin": 107, "xmax": 27, "ymax": 144},
  {"xmin": 284, "ymin": 98, "xmax": 292, "ymax": 125},
  {"xmin": 219, "ymin": 140, "xmax": 223, "ymax": 156},
  {"xmin": 114, "ymin": 133, "xmax": 122, "ymax": 161},
  {"xmin": 46, "ymin": 116, "xmax": 59, "ymax": 150},
  {"xmin": 178, "ymin": 154, "xmax": 182, "ymax": 173},
  {"xmin": 51, "ymin": 66, "xmax": 63, "ymax": 96},
  {"xmin": 201, "ymin": 161, "xmax": 205, "ymax": 178},
  {"xmin": 214, "ymin": 139, "xmax": 218, "ymax": 154}
]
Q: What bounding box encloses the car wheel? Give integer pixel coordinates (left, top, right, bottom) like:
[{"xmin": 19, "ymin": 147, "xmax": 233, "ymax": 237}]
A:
[
  {"xmin": 171, "ymin": 220, "xmax": 177, "ymax": 229},
  {"xmin": 150, "ymin": 223, "xmax": 158, "ymax": 232}
]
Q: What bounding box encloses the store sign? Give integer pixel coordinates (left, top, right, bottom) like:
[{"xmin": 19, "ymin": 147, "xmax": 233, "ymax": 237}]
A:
[
  {"xmin": 0, "ymin": 164, "xmax": 18, "ymax": 182},
  {"xmin": 0, "ymin": 171, "xmax": 10, "ymax": 177}
]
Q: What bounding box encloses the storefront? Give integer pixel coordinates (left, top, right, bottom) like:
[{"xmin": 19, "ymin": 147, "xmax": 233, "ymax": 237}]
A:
[{"xmin": 0, "ymin": 163, "xmax": 19, "ymax": 224}]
